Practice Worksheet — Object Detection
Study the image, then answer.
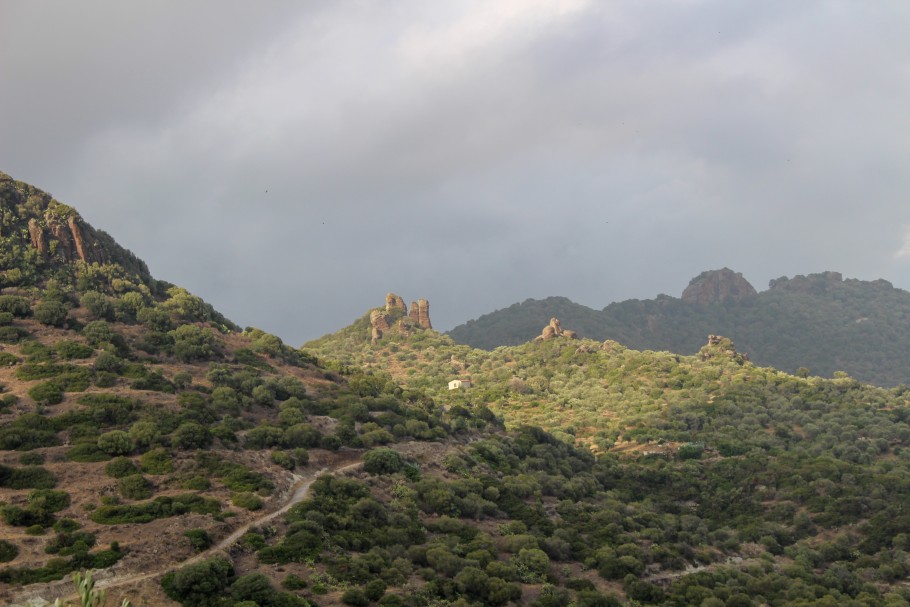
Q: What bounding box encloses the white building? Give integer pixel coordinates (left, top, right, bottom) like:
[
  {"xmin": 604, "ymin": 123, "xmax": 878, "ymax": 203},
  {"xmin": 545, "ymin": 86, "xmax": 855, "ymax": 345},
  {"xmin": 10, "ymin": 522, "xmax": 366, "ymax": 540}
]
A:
[{"xmin": 448, "ymin": 379, "xmax": 473, "ymax": 390}]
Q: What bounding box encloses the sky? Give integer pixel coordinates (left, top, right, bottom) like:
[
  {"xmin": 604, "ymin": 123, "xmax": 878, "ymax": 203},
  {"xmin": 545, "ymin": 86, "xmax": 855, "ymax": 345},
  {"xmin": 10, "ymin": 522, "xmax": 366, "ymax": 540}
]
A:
[{"xmin": 2, "ymin": 1, "xmax": 909, "ymax": 345}]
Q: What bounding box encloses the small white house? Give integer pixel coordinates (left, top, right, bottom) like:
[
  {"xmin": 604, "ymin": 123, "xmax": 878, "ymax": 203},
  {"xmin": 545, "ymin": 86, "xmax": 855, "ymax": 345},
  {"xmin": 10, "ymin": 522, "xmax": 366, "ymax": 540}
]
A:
[{"xmin": 448, "ymin": 379, "xmax": 473, "ymax": 390}]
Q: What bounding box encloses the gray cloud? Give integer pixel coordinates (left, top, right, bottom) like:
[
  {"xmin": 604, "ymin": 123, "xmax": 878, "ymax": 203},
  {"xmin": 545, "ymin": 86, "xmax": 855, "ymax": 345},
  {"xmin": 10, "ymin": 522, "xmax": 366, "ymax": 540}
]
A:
[{"xmin": 2, "ymin": 0, "xmax": 909, "ymax": 344}]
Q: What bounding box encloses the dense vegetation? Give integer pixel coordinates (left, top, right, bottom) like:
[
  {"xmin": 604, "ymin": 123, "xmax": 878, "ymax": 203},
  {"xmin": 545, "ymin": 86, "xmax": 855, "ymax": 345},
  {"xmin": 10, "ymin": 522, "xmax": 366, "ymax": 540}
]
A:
[{"xmin": 446, "ymin": 272, "xmax": 910, "ymax": 387}]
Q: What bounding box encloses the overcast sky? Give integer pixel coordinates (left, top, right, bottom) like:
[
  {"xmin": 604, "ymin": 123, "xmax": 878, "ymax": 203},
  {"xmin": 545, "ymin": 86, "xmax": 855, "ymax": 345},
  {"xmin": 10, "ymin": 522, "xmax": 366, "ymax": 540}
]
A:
[{"xmin": 2, "ymin": 1, "xmax": 909, "ymax": 344}]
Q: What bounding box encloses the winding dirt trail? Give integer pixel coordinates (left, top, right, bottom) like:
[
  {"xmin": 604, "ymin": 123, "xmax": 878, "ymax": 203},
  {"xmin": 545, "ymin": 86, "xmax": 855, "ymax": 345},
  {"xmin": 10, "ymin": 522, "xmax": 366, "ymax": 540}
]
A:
[{"xmin": 9, "ymin": 458, "xmax": 362, "ymax": 606}]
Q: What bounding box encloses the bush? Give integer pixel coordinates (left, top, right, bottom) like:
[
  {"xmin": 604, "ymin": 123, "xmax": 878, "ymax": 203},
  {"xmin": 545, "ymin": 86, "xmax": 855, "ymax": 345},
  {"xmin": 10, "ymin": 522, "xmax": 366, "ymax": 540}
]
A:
[
  {"xmin": 0, "ymin": 539, "xmax": 18, "ymax": 562},
  {"xmin": 342, "ymin": 588, "xmax": 370, "ymax": 607},
  {"xmin": 119, "ymin": 474, "xmax": 153, "ymax": 500},
  {"xmin": 0, "ymin": 295, "xmax": 31, "ymax": 316},
  {"xmin": 66, "ymin": 443, "xmax": 110, "ymax": 462},
  {"xmin": 232, "ymin": 492, "xmax": 263, "ymax": 511},
  {"xmin": 19, "ymin": 452, "xmax": 45, "ymax": 465},
  {"xmin": 105, "ymin": 456, "xmax": 140, "ymax": 478},
  {"xmin": 172, "ymin": 422, "xmax": 212, "ymax": 450},
  {"xmin": 0, "ymin": 311, "xmax": 12, "ymax": 326},
  {"xmin": 79, "ymin": 291, "xmax": 113, "ymax": 320},
  {"xmin": 0, "ymin": 464, "xmax": 57, "ymax": 489},
  {"xmin": 184, "ymin": 528, "xmax": 212, "ymax": 551},
  {"xmin": 271, "ymin": 450, "xmax": 295, "ymax": 470},
  {"xmin": 33, "ymin": 300, "xmax": 68, "ymax": 327},
  {"xmin": 28, "ymin": 381, "xmax": 64, "ymax": 405},
  {"xmin": 363, "ymin": 448, "xmax": 406, "ymax": 475},
  {"xmin": 140, "ymin": 449, "xmax": 174, "ymax": 474},
  {"xmin": 54, "ymin": 340, "xmax": 94, "ymax": 360},
  {"xmin": 170, "ymin": 325, "xmax": 217, "ymax": 362},
  {"xmin": 97, "ymin": 430, "xmax": 134, "ymax": 456},
  {"xmin": 0, "ymin": 352, "xmax": 18, "ymax": 367},
  {"xmin": 161, "ymin": 557, "xmax": 234, "ymax": 607}
]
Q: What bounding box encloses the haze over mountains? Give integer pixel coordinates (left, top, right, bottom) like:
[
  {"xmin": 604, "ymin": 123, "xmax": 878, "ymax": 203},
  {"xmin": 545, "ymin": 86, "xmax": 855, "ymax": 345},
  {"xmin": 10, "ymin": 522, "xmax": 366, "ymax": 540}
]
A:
[{"xmin": 448, "ymin": 268, "xmax": 910, "ymax": 387}]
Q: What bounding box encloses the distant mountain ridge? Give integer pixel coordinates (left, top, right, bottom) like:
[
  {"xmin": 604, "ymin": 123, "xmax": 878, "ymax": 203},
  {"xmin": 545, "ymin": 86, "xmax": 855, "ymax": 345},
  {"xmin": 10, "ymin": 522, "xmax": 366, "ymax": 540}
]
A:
[{"xmin": 447, "ymin": 268, "xmax": 910, "ymax": 386}]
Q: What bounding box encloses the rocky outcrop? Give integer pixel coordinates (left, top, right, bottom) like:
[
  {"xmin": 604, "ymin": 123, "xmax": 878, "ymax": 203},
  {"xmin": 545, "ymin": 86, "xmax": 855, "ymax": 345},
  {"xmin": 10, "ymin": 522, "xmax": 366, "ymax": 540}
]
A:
[
  {"xmin": 370, "ymin": 310, "xmax": 391, "ymax": 345},
  {"xmin": 417, "ymin": 299, "xmax": 431, "ymax": 329},
  {"xmin": 699, "ymin": 334, "xmax": 749, "ymax": 365},
  {"xmin": 386, "ymin": 293, "xmax": 407, "ymax": 314},
  {"xmin": 370, "ymin": 294, "xmax": 433, "ymax": 343},
  {"xmin": 535, "ymin": 317, "xmax": 580, "ymax": 341},
  {"xmin": 28, "ymin": 219, "xmax": 47, "ymax": 255},
  {"xmin": 681, "ymin": 268, "xmax": 757, "ymax": 305}
]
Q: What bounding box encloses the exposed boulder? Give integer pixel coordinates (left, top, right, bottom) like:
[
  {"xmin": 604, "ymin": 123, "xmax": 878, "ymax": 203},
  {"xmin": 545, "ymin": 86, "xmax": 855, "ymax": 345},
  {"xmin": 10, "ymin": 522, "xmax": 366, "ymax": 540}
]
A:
[
  {"xmin": 534, "ymin": 317, "xmax": 580, "ymax": 341},
  {"xmin": 681, "ymin": 268, "xmax": 757, "ymax": 305},
  {"xmin": 409, "ymin": 301, "xmax": 420, "ymax": 324},
  {"xmin": 27, "ymin": 219, "xmax": 47, "ymax": 255},
  {"xmin": 370, "ymin": 294, "xmax": 433, "ymax": 344}
]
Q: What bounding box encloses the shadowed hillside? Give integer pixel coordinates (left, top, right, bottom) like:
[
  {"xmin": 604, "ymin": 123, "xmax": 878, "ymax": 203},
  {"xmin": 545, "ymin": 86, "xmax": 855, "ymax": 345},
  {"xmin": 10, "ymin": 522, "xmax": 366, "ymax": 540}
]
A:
[{"xmin": 447, "ymin": 269, "xmax": 910, "ymax": 387}]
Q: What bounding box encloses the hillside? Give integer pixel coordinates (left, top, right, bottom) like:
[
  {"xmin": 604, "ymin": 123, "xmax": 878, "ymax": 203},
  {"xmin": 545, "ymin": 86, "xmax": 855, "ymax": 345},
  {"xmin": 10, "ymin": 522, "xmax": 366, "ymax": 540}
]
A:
[
  {"xmin": 8, "ymin": 172, "xmax": 910, "ymax": 607},
  {"xmin": 308, "ymin": 298, "xmax": 910, "ymax": 606},
  {"xmin": 446, "ymin": 268, "xmax": 910, "ymax": 387}
]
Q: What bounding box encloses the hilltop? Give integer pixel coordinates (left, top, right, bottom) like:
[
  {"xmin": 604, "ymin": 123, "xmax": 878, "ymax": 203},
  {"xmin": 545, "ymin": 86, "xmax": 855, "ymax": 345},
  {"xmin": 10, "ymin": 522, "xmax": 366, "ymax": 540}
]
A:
[{"xmin": 446, "ymin": 268, "xmax": 910, "ymax": 387}]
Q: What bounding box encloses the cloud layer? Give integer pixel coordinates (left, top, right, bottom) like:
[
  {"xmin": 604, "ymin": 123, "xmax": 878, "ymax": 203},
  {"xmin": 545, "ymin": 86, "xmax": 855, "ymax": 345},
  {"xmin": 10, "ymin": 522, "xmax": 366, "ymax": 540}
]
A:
[{"xmin": 2, "ymin": 0, "xmax": 909, "ymax": 343}]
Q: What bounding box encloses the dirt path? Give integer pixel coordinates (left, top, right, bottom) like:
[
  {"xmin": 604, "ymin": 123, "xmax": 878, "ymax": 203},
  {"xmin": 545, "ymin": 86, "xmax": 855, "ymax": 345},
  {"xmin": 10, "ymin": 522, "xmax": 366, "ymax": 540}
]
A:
[{"xmin": 8, "ymin": 458, "xmax": 363, "ymax": 606}]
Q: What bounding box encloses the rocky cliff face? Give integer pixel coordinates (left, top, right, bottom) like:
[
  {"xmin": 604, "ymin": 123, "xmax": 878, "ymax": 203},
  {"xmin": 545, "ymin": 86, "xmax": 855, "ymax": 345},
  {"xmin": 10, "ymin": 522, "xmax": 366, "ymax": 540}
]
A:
[
  {"xmin": 1, "ymin": 171, "xmax": 151, "ymax": 285},
  {"xmin": 681, "ymin": 268, "xmax": 757, "ymax": 305}
]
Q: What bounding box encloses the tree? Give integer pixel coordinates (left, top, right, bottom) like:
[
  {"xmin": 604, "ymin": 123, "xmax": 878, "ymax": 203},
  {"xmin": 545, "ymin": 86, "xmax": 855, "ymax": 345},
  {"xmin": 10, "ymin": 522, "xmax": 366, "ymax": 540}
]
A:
[
  {"xmin": 161, "ymin": 558, "xmax": 233, "ymax": 607},
  {"xmin": 34, "ymin": 300, "xmax": 68, "ymax": 326}
]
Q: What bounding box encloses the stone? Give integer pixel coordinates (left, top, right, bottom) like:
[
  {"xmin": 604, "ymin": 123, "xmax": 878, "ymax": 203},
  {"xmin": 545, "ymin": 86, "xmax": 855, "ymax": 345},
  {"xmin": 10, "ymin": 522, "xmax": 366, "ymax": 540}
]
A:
[
  {"xmin": 417, "ymin": 299, "xmax": 432, "ymax": 329},
  {"xmin": 386, "ymin": 293, "xmax": 407, "ymax": 314},
  {"xmin": 681, "ymin": 268, "xmax": 757, "ymax": 305},
  {"xmin": 27, "ymin": 219, "xmax": 47, "ymax": 256},
  {"xmin": 409, "ymin": 301, "xmax": 420, "ymax": 324}
]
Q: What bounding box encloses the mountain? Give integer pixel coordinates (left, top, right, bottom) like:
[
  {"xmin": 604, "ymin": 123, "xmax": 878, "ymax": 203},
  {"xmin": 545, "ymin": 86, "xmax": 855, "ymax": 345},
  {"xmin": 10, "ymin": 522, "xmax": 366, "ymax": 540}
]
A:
[
  {"xmin": 8, "ymin": 171, "xmax": 910, "ymax": 607},
  {"xmin": 447, "ymin": 268, "xmax": 910, "ymax": 387}
]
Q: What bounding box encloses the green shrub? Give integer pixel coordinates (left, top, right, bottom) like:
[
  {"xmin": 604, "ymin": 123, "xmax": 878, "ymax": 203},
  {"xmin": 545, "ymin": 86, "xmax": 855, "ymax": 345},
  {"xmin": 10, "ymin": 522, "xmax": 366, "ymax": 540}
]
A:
[
  {"xmin": 0, "ymin": 295, "xmax": 31, "ymax": 316},
  {"xmin": 0, "ymin": 311, "xmax": 12, "ymax": 325},
  {"xmin": 170, "ymin": 325, "xmax": 217, "ymax": 362},
  {"xmin": 0, "ymin": 464, "xmax": 57, "ymax": 489},
  {"xmin": 119, "ymin": 474, "xmax": 153, "ymax": 500},
  {"xmin": 79, "ymin": 291, "xmax": 114, "ymax": 320},
  {"xmin": 161, "ymin": 557, "xmax": 233, "ymax": 607},
  {"xmin": 19, "ymin": 452, "xmax": 45, "ymax": 465},
  {"xmin": 140, "ymin": 448, "xmax": 174, "ymax": 475},
  {"xmin": 33, "ymin": 300, "xmax": 68, "ymax": 327},
  {"xmin": 66, "ymin": 443, "xmax": 110, "ymax": 462},
  {"xmin": 0, "ymin": 539, "xmax": 18, "ymax": 562},
  {"xmin": 91, "ymin": 494, "xmax": 220, "ymax": 525},
  {"xmin": 184, "ymin": 528, "xmax": 212, "ymax": 552},
  {"xmin": 28, "ymin": 381, "xmax": 64, "ymax": 405},
  {"xmin": 93, "ymin": 351, "xmax": 124, "ymax": 374},
  {"xmin": 342, "ymin": 587, "xmax": 370, "ymax": 607},
  {"xmin": 0, "ymin": 325, "xmax": 29, "ymax": 343},
  {"xmin": 105, "ymin": 457, "xmax": 140, "ymax": 478},
  {"xmin": 27, "ymin": 489, "xmax": 70, "ymax": 512},
  {"xmin": 97, "ymin": 430, "xmax": 134, "ymax": 456},
  {"xmin": 54, "ymin": 340, "xmax": 93, "ymax": 359},
  {"xmin": 172, "ymin": 422, "xmax": 211, "ymax": 450},
  {"xmin": 363, "ymin": 448, "xmax": 406, "ymax": 475},
  {"xmin": 232, "ymin": 492, "xmax": 263, "ymax": 511},
  {"xmin": 0, "ymin": 351, "xmax": 19, "ymax": 366},
  {"xmin": 271, "ymin": 450, "xmax": 295, "ymax": 470}
]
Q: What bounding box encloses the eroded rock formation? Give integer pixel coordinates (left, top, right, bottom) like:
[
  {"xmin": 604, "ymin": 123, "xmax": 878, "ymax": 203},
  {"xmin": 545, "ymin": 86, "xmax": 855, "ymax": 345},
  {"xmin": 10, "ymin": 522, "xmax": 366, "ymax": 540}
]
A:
[
  {"xmin": 370, "ymin": 294, "xmax": 433, "ymax": 343},
  {"xmin": 25, "ymin": 212, "xmax": 108, "ymax": 264},
  {"xmin": 386, "ymin": 293, "xmax": 407, "ymax": 314},
  {"xmin": 417, "ymin": 299, "xmax": 431, "ymax": 330},
  {"xmin": 535, "ymin": 317, "xmax": 579, "ymax": 341},
  {"xmin": 681, "ymin": 268, "xmax": 757, "ymax": 305}
]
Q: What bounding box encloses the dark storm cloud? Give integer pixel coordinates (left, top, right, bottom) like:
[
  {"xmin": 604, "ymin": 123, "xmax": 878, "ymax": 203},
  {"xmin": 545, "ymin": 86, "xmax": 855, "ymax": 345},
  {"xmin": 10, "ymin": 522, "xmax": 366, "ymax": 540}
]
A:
[{"xmin": 2, "ymin": 0, "xmax": 909, "ymax": 344}]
